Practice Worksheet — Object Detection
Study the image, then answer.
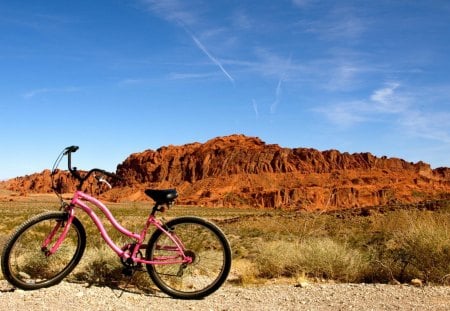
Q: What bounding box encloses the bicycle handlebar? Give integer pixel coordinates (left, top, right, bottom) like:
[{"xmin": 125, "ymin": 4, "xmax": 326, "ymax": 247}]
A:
[{"xmin": 62, "ymin": 146, "xmax": 121, "ymax": 190}]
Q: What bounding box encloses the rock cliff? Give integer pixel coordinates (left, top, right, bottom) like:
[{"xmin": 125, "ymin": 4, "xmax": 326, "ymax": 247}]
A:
[{"xmin": 4, "ymin": 134, "xmax": 450, "ymax": 210}]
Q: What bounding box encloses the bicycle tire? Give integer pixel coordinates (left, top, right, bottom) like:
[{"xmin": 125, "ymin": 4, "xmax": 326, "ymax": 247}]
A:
[
  {"xmin": 1, "ymin": 211, "xmax": 86, "ymax": 290},
  {"xmin": 146, "ymin": 216, "xmax": 232, "ymax": 299}
]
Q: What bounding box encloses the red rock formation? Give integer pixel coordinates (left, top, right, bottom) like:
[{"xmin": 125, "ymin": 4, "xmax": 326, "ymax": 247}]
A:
[
  {"xmin": 4, "ymin": 134, "xmax": 450, "ymax": 210},
  {"xmin": 5, "ymin": 169, "xmax": 80, "ymax": 195},
  {"xmin": 111, "ymin": 134, "xmax": 450, "ymax": 209}
]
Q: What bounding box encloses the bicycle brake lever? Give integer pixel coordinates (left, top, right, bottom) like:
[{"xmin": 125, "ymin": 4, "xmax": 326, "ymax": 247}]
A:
[
  {"xmin": 99, "ymin": 177, "xmax": 112, "ymax": 189},
  {"xmin": 95, "ymin": 175, "xmax": 112, "ymax": 189}
]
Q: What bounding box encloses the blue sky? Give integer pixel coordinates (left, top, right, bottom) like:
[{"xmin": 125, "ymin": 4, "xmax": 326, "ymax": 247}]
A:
[{"xmin": 1, "ymin": 0, "xmax": 450, "ymax": 180}]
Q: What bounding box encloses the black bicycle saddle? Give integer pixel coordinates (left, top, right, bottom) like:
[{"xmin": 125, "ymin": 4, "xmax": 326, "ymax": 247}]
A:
[{"xmin": 145, "ymin": 189, "xmax": 178, "ymax": 204}]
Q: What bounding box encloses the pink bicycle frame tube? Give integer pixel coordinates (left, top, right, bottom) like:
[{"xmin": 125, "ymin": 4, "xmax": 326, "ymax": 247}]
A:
[
  {"xmin": 69, "ymin": 191, "xmax": 190, "ymax": 265},
  {"xmin": 42, "ymin": 209, "xmax": 75, "ymax": 255},
  {"xmin": 71, "ymin": 191, "xmax": 140, "ymax": 257}
]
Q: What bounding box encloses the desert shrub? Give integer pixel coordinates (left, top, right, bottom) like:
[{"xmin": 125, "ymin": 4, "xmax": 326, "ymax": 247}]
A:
[
  {"xmin": 386, "ymin": 213, "xmax": 450, "ymax": 283},
  {"xmin": 255, "ymin": 238, "xmax": 367, "ymax": 282},
  {"xmin": 296, "ymin": 238, "xmax": 368, "ymax": 282},
  {"xmin": 364, "ymin": 210, "xmax": 450, "ymax": 284},
  {"xmin": 229, "ymin": 259, "xmax": 260, "ymax": 285},
  {"xmin": 255, "ymin": 240, "xmax": 299, "ymax": 278},
  {"xmin": 73, "ymin": 245, "xmax": 124, "ymax": 286}
]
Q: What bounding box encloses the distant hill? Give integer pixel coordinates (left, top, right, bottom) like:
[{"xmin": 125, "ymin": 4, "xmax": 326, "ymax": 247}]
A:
[{"xmin": 3, "ymin": 134, "xmax": 450, "ymax": 210}]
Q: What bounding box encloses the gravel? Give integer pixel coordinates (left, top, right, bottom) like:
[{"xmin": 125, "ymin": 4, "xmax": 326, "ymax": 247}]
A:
[{"xmin": 1, "ymin": 280, "xmax": 449, "ymax": 310}]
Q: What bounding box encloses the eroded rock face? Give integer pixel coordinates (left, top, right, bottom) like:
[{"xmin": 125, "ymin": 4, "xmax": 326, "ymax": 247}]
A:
[{"xmin": 4, "ymin": 134, "xmax": 450, "ymax": 210}]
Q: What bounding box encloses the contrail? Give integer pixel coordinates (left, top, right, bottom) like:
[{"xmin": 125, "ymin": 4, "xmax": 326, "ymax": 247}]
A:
[
  {"xmin": 143, "ymin": 2, "xmax": 234, "ymax": 84},
  {"xmin": 270, "ymin": 54, "xmax": 292, "ymax": 113},
  {"xmin": 252, "ymin": 99, "xmax": 259, "ymax": 118},
  {"xmin": 189, "ymin": 33, "xmax": 235, "ymax": 84},
  {"xmin": 271, "ymin": 78, "xmax": 283, "ymax": 114}
]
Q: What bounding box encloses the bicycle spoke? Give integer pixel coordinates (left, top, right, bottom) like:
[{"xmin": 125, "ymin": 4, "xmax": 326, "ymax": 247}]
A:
[
  {"xmin": 1, "ymin": 212, "xmax": 86, "ymax": 290},
  {"xmin": 146, "ymin": 216, "xmax": 231, "ymax": 299}
]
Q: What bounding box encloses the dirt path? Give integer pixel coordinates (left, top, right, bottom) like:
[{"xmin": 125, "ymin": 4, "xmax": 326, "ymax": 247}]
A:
[{"xmin": 1, "ymin": 281, "xmax": 449, "ymax": 310}]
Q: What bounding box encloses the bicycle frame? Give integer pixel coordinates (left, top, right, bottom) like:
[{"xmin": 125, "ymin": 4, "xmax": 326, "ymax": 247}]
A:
[{"xmin": 47, "ymin": 190, "xmax": 192, "ymax": 266}]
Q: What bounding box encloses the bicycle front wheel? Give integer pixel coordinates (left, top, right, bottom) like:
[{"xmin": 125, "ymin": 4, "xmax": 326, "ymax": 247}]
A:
[
  {"xmin": 1, "ymin": 211, "xmax": 86, "ymax": 290},
  {"xmin": 146, "ymin": 216, "xmax": 232, "ymax": 299}
]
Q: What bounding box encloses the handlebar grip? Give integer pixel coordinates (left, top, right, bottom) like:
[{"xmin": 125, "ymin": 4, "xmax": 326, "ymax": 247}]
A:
[{"xmin": 64, "ymin": 145, "xmax": 79, "ymax": 155}]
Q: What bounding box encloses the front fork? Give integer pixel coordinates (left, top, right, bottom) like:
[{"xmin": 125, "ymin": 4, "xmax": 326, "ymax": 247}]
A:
[{"xmin": 41, "ymin": 211, "xmax": 75, "ymax": 256}]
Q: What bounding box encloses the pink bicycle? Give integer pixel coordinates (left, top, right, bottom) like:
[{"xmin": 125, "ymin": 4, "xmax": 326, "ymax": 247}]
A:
[{"xmin": 1, "ymin": 146, "xmax": 232, "ymax": 299}]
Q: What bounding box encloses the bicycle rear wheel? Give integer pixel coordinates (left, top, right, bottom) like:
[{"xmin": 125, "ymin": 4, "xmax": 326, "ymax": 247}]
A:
[
  {"xmin": 1, "ymin": 211, "xmax": 86, "ymax": 290},
  {"xmin": 146, "ymin": 216, "xmax": 232, "ymax": 299}
]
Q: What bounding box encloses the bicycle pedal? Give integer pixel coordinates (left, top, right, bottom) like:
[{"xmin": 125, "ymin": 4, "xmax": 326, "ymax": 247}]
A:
[{"xmin": 122, "ymin": 268, "xmax": 133, "ymax": 277}]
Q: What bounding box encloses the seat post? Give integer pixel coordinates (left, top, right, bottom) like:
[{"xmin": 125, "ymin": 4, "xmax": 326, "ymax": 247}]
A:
[{"xmin": 150, "ymin": 203, "xmax": 159, "ymax": 216}]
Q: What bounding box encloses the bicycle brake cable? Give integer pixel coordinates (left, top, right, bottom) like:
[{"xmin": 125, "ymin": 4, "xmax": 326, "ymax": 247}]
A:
[{"xmin": 51, "ymin": 148, "xmax": 67, "ymax": 204}]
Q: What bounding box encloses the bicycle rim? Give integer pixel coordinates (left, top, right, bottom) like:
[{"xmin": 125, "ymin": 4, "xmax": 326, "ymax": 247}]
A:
[
  {"xmin": 146, "ymin": 216, "xmax": 231, "ymax": 299},
  {"xmin": 1, "ymin": 212, "xmax": 86, "ymax": 290}
]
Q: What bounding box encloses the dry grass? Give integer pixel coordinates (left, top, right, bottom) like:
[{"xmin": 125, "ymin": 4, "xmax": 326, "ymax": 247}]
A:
[
  {"xmin": 1, "ymin": 194, "xmax": 450, "ymax": 287},
  {"xmin": 364, "ymin": 210, "xmax": 450, "ymax": 284},
  {"xmin": 219, "ymin": 207, "xmax": 450, "ymax": 285},
  {"xmin": 254, "ymin": 238, "xmax": 367, "ymax": 282}
]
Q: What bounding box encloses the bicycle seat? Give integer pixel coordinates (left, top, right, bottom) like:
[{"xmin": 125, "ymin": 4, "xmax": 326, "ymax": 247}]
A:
[{"xmin": 145, "ymin": 189, "xmax": 178, "ymax": 204}]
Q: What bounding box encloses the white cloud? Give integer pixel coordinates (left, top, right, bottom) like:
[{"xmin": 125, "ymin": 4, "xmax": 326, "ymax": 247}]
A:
[
  {"xmin": 316, "ymin": 82, "xmax": 407, "ymax": 126},
  {"xmin": 315, "ymin": 100, "xmax": 368, "ymax": 127},
  {"xmin": 23, "ymin": 88, "xmax": 51, "ymax": 99},
  {"xmin": 400, "ymin": 105, "xmax": 450, "ymax": 143},
  {"xmin": 140, "ymin": 0, "xmax": 198, "ymax": 26},
  {"xmin": 118, "ymin": 78, "xmax": 148, "ymax": 85},
  {"xmin": 316, "ymin": 82, "xmax": 450, "ymax": 143},
  {"xmin": 292, "ymin": 0, "xmax": 315, "ymax": 8},
  {"xmin": 166, "ymin": 72, "xmax": 219, "ymax": 80},
  {"xmin": 298, "ymin": 6, "xmax": 366, "ymax": 41},
  {"xmin": 371, "ymin": 83, "xmax": 398, "ymax": 104},
  {"xmin": 370, "ymin": 83, "xmax": 400, "ymax": 110},
  {"xmin": 232, "ymin": 9, "xmax": 252, "ymax": 30},
  {"xmin": 324, "ymin": 63, "xmax": 362, "ymax": 91},
  {"xmin": 243, "ymin": 49, "xmax": 297, "ymax": 81},
  {"xmin": 229, "ymin": 48, "xmax": 368, "ymax": 94},
  {"xmin": 23, "ymin": 86, "xmax": 80, "ymax": 99},
  {"xmin": 370, "ymin": 82, "xmax": 410, "ymax": 113}
]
